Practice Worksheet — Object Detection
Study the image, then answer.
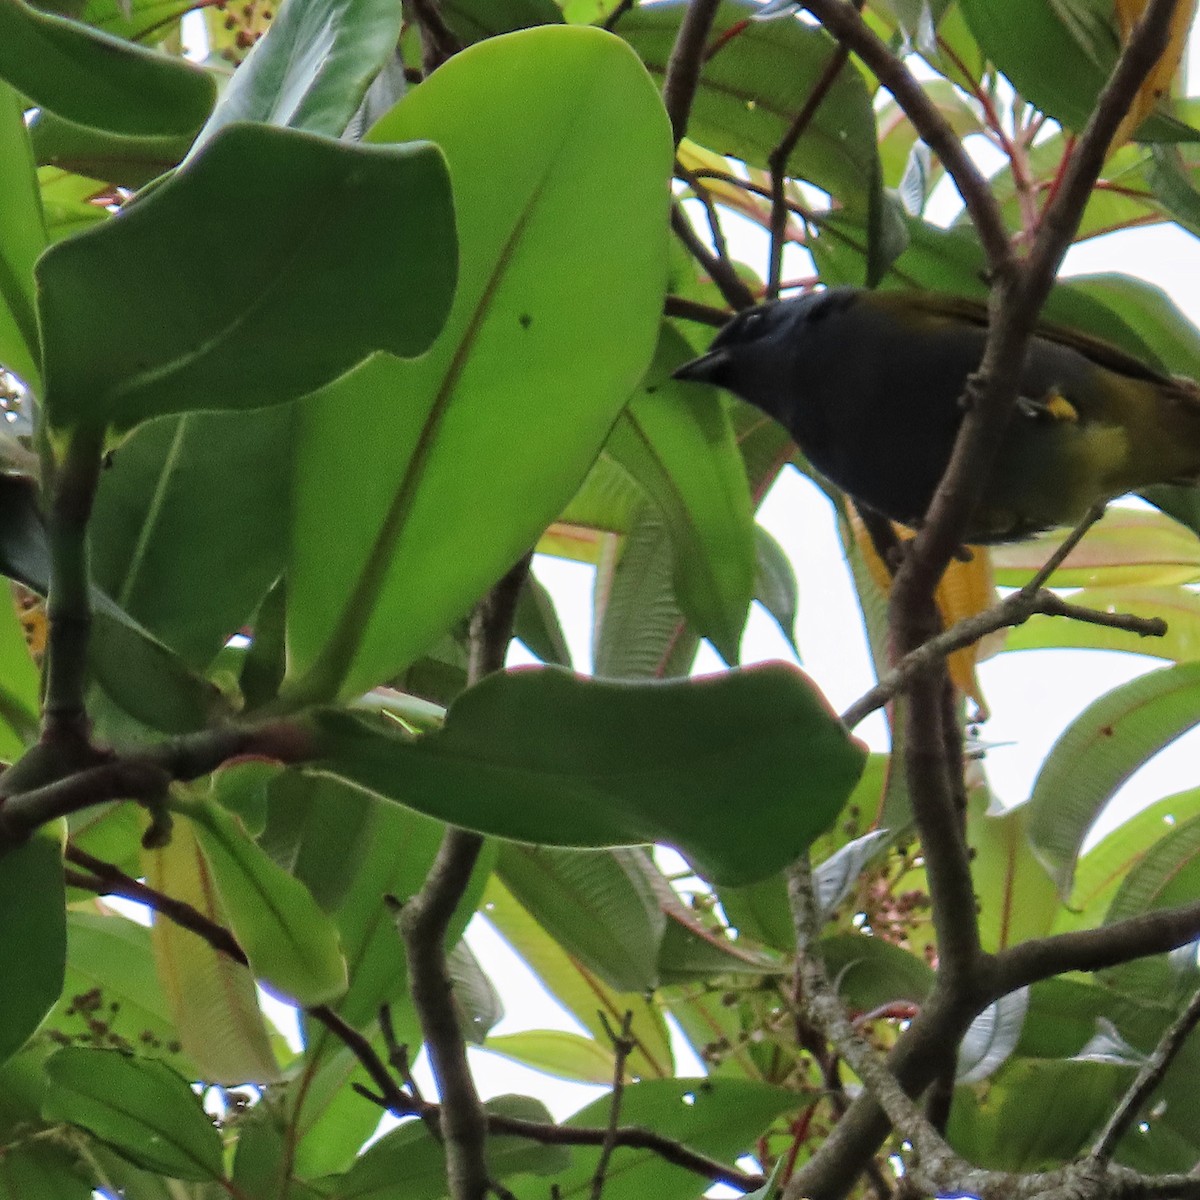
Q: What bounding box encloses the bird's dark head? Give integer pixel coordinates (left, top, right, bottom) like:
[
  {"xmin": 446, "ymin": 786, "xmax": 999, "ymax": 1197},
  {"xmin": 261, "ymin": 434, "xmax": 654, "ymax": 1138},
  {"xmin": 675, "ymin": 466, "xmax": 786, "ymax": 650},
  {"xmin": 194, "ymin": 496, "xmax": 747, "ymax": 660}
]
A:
[{"xmin": 671, "ymin": 292, "xmax": 846, "ymax": 430}]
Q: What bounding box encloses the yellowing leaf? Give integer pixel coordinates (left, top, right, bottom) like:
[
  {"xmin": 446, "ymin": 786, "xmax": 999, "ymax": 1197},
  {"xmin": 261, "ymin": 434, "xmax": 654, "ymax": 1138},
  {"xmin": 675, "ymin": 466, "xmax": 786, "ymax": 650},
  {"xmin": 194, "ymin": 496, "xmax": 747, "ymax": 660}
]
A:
[{"xmin": 1111, "ymin": 0, "xmax": 1197, "ymax": 148}]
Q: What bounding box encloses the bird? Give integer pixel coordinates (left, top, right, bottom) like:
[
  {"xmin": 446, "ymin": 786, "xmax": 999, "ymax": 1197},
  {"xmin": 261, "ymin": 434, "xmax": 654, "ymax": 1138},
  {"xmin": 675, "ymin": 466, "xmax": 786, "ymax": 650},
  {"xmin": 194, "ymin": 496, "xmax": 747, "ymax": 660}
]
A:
[{"xmin": 672, "ymin": 286, "xmax": 1200, "ymax": 544}]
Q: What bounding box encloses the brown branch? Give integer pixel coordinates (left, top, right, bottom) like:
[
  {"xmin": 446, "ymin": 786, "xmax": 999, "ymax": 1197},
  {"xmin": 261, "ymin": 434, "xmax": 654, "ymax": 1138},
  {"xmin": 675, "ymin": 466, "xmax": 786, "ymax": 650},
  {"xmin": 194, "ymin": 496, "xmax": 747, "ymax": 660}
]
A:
[
  {"xmin": 799, "ymin": 0, "xmax": 1012, "ymax": 271},
  {"xmin": 990, "ymin": 900, "xmax": 1200, "ymax": 996},
  {"xmin": 602, "ymin": 0, "xmax": 636, "ymax": 30},
  {"xmin": 0, "ymin": 719, "xmax": 314, "ymax": 850},
  {"xmin": 841, "ymin": 583, "xmax": 1165, "ymax": 730},
  {"xmin": 397, "ymin": 553, "xmax": 532, "ymax": 1200},
  {"xmin": 661, "ymin": 0, "xmax": 722, "ymax": 146},
  {"xmin": 1093, "ymin": 983, "xmax": 1200, "ymax": 1162},
  {"xmin": 664, "ymin": 295, "xmax": 730, "ymax": 327},
  {"xmin": 67, "ymin": 858, "xmax": 763, "ymax": 1195}
]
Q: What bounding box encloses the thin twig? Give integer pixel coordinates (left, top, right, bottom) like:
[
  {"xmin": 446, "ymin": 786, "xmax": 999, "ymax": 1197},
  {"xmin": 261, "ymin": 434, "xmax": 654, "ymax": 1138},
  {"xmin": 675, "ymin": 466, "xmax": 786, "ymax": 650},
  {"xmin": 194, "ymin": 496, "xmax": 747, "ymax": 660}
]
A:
[
  {"xmin": 602, "ymin": 0, "xmax": 636, "ymax": 30},
  {"xmin": 1093, "ymin": 984, "xmax": 1200, "ymax": 1162},
  {"xmin": 766, "ymin": 7, "xmax": 858, "ymax": 297},
  {"xmin": 841, "ymin": 578, "xmax": 1165, "ymax": 729},
  {"xmin": 671, "ymin": 205, "xmax": 756, "ymax": 312},
  {"xmin": 66, "ymin": 849, "xmax": 768, "ymax": 1194},
  {"xmin": 590, "ymin": 1012, "xmax": 636, "ymax": 1200},
  {"xmin": 661, "ymin": 0, "xmax": 722, "ymax": 145},
  {"xmin": 664, "ymin": 295, "xmax": 730, "ymax": 327},
  {"xmin": 800, "ymin": 0, "xmax": 1012, "ymax": 271}
]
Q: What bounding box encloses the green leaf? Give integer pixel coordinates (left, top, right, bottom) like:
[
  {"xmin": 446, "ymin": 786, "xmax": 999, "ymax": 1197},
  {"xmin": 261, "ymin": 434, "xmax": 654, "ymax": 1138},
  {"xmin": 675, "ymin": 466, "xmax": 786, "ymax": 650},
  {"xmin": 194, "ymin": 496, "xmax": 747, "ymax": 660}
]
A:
[
  {"xmin": 439, "ymin": 0, "xmax": 562, "ymax": 40},
  {"xmin": 606, "ymin": 325, "xmax": 755, "ymax": 662},
  {"xmin": 196, "ymin": 0, "xmax": 408, "ymax": 146},
  {"xmin": 1103, "ymin": 813, "xmax": 1200, "ymax": 1000},
  {"xmin": 593, "ymin": 506, "xmax": 700, "ymax": 680},
  {"xmin": 513, "ymin": 570, "xmax": 572, "ymax": 666},
  {"xmin": 89, "ymin": 407, "xmax": 293, "ymax": 669},
  {"xmin": 498, "ymin": 844, "xmax": 665, "ymax": 993},
  {"xmin": 485, "ymin": 1030, "xmax": 616, "ymax": 1085},
  {"xmin": 947, "ymin": 1056, "xmax": 1132, "ymax": 1171},
  {"xmin": 818, "ymin": 933, "xmax": 933, "ymax": 1011},
  {"xmin": 285, "ymin": 25, "xmax": 671, "ymax": 700},
  {"xmin": 1066, "ymin": 785, "xmax": 1200, "ymax": 925},
  {"xmin": 314, "ymin": 663, "xmax": 866, "ymax": 886},
  {"xmin": 0, "ymin": 0, "xmax": 214, "ymax": 136},
  {"xmin": 185, "ymin": 796, "xmax": 348, "ymax": 1005},
  {"xmin": 544, "ymin": 1079, "xmax": 798, "ymax": 1200},
  {"xmin": 29, "ymin": 110, "xmax": 193, "ymax": 190},
  {"xmin": 0, "ymin": 80, "xmax": 44, "ymax": 390},
  {"xmin": 43, "ymin": 1048, "xmax": 223, "ymax": 1181},
  {"xmin": 1028, "ymin": 663, "xmax": 1200, "ymax": 896},
  {"xmin": 619, "ymin": 0, "xmax": 880, "ymax": 206},
  {"xmin": 0, "ymin": 1141, "xmax": 92, "ymax": 1200},
  {"xmin": 0, "ymin": 829, "xmax": 66, "ymax": 1068},
  {"xmin": 48, "ymin": 912, "xmax": 194, "ymax": 1073},
  {"xmin": 754, "ymin": 524, "xmax": 799, "ymax": 652},
  {"xmin": 38, "ymin": 122, "xmax": 456, "ymax": 435},
  {"xmin": 142, "ymin": 822, "xmax": 282, "ymax": 1085},
  {"xmin": 481, "ymin": 876, "xmax": 675, "ymax": 1081}
]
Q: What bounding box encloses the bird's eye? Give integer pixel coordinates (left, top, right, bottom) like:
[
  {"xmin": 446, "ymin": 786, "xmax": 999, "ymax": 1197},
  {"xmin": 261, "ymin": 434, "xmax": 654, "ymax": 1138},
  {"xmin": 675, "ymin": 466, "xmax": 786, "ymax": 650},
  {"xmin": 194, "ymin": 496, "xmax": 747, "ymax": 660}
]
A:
[{"xmin": 739, "ymin": 309, "xmax": 766, "ymax": 335}]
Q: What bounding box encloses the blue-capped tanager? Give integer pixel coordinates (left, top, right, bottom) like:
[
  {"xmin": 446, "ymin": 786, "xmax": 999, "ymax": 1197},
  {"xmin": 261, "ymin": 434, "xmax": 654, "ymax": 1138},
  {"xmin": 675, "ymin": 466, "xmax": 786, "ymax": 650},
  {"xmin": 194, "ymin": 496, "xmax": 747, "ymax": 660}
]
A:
[{"xmin": 672, "ymin": 286, "xmax": 1200, "ymax": 544}]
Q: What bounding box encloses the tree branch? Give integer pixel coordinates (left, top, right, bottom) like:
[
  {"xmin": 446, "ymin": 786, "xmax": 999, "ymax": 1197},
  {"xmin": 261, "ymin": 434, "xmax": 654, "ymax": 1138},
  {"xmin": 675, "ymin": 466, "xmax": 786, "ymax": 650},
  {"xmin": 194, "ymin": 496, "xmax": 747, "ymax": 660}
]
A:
[
  {"xmin": 398, "ymin": 553, "xmax": 532, "ymax": 1200},
  {"xmin": 67, "ymin": 854, "xmax": 763, "ymax": 1195},
  {"xmin": 0, "ymin": 719, "xmax": 314, "ymax": 850},
  {"xmin": 661, "ymin": 0, "xmax": 721, "ymax": 146},
  {"xmin": 671, "ymin": 205, "xmax": 756, "ymax": 312},
  {"xmin": 991, "ymin": 899, "xmax": 1200, "ymax": 996}
]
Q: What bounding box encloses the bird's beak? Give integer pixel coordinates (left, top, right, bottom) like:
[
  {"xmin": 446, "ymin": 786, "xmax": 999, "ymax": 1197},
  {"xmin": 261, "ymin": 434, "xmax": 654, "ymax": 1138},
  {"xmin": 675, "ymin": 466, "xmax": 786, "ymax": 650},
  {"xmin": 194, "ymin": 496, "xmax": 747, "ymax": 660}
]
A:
[{"xmin": 671, "ymin": 348, "xmax": 730, "ymax": 385}]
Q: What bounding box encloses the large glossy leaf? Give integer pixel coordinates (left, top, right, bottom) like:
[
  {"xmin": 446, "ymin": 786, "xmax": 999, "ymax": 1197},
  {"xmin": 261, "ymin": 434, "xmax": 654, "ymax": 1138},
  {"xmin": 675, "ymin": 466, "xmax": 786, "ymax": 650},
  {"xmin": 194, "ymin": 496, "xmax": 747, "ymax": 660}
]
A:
[
  {"xmin": 0, "ymin": 81, "xmax": 44, "ymax": 390},
  {"xmin": 195, "ymin": 0, "xmax": 408, "ymax": 148},
  {"xmin": 90, "ymin": 407, "xmax": 293, "ymax": 669},
  {"xmin": 313, "ymin": 663, "xmax": 867, "ymax": 886},
  {"xmin": 42, "ymin": 1048, "xmax": 224, "ymax": 1181},
  {"xmin": 0, "ymin": 0, "xmax": 214, "ymax": 137},
  {"xmin": 0, "ymin": 828, "xmax": 66, "ymax": 1068},
  {"xmin": 606, "ymin": 325, "xmax": 755, "ymax": 663},
  {"xmin": 947, "ymin": 1056, "xmax": 1132, "ymax": 1171},
  {"xmin": 37, "ymin": 122, "xmax": 456, "ymax": 435},
  {"xmin": 184, "ymin": 795, "xmax": 347, "ymax": 1006},
  {"xmin": 1028, "ymin": 662, "xmax": 1200, "ymax": 895},
  {"xmin": 285, "ymin": 26, "xmax": 671, "ymax": 701},
  {"xmin": 619, "ymin": 0, "xmax": 879, "ymax": 206}
]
